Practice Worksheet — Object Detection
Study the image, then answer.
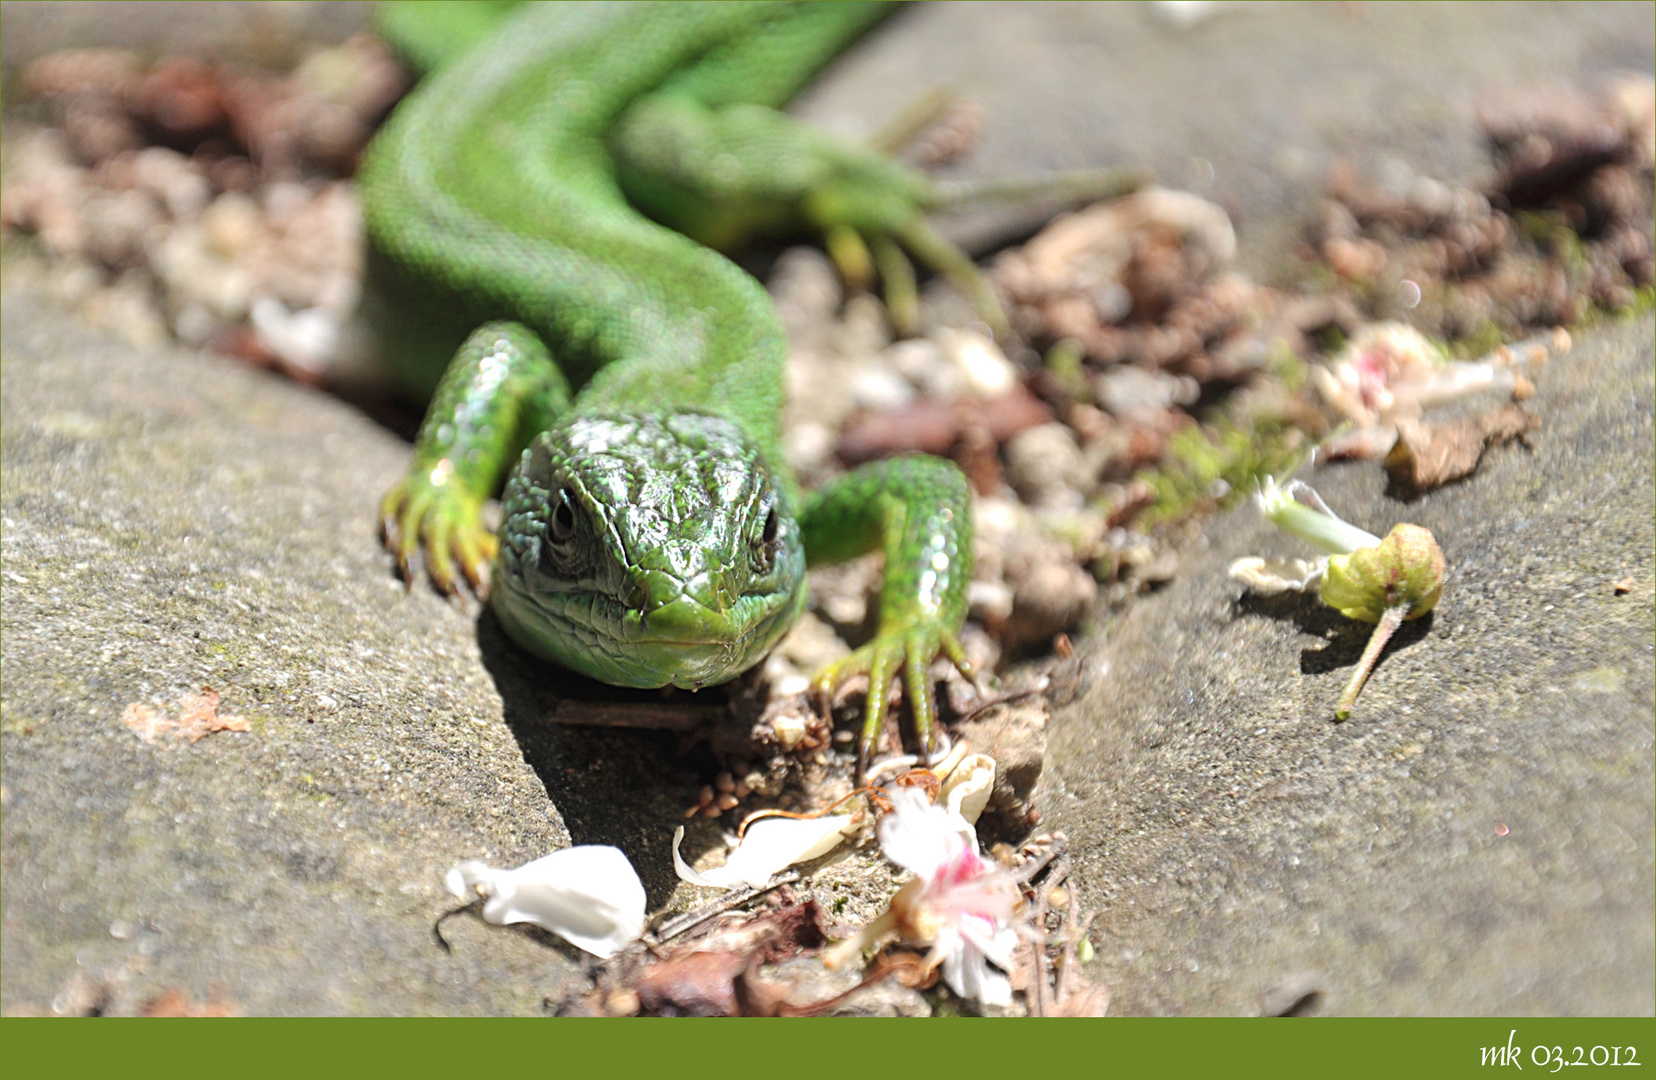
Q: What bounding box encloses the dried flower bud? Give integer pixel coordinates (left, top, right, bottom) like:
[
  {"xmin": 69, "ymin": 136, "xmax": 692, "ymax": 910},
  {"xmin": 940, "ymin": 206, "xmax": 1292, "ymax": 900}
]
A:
[
  {"xmin": 1244, "ymin": 478, "xmax": 1450, "ymax": 720},
  {"xmin": 1321, "ymin": 523, "xmax": 1448, "ymax": 623}
]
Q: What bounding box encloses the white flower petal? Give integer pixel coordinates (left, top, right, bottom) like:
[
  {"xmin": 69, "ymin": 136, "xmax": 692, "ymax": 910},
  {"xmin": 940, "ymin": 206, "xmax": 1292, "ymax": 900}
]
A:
[
  {"xmin": 938, "ymin": 931, "xmax": 1016, "ymax": 1007},
  {"xmin": 938, "ymin": 753, "xmax": 996, "ymax": 826},
  {"xmin": 444, "ymin": 846, "xmax": 646, "ymax": 959},
  {"xmin": 1227, "ymin": 555, "xmax": 1326, "ymax": 593},
  {"xmin": 871, "ymin": 787, "xmax": 1023, "ymax": 1005},
  {"xmin": 672, "ymin": 814, "xmax": 857, "ymax": 890},
  {"xmin": 249, "ymin": 296, "xmax": 343, "ymax": 373},
  {"xmin": 1411, "ymin": 360, "xmax": 1512, "ymax": 408},
  {"xmin": 933, "ymin": 906, "xmax": 1019, "ymax": 1006}
]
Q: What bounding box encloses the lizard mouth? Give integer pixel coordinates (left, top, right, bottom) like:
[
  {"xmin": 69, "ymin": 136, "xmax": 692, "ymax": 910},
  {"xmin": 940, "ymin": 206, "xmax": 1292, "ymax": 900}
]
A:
[
  {"xmin": 621, "ymin": 593, "xmax": 756, "ymax": 646},
  {"xmin": 490, "ymin": 576, "xmax": 799, "ymax": 690}
]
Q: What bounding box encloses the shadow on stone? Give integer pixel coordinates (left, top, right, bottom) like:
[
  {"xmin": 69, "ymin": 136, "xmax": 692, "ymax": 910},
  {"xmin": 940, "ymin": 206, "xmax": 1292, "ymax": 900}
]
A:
[
  {"xmin": 1232, "ymin": 590, "xmax": 1435, "ymax": 678},
  {"xmin": 432, "ymin": 900, "xmax": 596, "ymax": 967},
  {"xmin": 475, "ymin": 610, "xmax": 729, "ymax": 907}
]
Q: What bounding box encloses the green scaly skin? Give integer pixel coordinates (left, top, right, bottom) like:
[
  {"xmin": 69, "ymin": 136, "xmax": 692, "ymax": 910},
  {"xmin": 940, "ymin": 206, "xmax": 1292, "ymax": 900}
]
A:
[{"xmin": 365, "ymin": 1, "xmax": 984, "ymax": 769}]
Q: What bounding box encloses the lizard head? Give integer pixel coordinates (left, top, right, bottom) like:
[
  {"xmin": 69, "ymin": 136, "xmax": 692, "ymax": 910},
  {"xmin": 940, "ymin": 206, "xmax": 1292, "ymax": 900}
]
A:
[{"xmin": 492, "ymin": 412, "xmax": 807, "ymax": 690}]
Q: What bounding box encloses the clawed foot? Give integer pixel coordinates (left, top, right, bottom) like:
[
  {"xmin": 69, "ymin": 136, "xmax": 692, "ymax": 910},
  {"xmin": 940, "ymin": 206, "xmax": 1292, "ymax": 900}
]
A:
[
  {"xmin": 809, "ymin": 196, "xmax": 1009, "ymax": 340},
  {"xmin": 379, "ymin": 465, "xmax": 496, "ymax": 598},
  {"xmin": 811, "ymin": 620, "xmax": 978, "ymax": 779}
]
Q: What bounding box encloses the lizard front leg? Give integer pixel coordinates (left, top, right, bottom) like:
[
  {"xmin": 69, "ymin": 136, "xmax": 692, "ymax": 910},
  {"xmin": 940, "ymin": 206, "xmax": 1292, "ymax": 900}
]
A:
[
  {"xmin": 381, "ymin": 321, "xmax": 570, "ymax": 596},
  {"xmin": 799, "ymin": 455, "xmax": 977, "ymax": 775}
]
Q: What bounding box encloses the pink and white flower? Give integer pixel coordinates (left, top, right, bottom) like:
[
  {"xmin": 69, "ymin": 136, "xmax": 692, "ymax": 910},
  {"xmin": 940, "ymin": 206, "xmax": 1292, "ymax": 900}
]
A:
[
  {"xmin": 827, "ymin": 787, "xmax": 1021, "ymax": 1006},
  {"xmin": 1314, "ymin": 321, "xmax": 1524, "ymax": 430}
]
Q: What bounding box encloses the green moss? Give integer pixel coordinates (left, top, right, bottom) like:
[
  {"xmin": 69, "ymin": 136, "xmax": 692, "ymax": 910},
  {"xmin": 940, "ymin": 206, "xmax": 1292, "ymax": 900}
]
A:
[
  {"xmin": 1, "ymin": 709, "xmax": 42, "ymax": 735},
  {"xmin": 1265, "ymin": 340, "xmax": 1310, "ymax": 392},
  {"xmin": 1580, "ymin": 283, "xmax": 1656, "ymax": 327},
  {"xmin": 1043, "ymin": 338, "xmax": 1090, "ymax": 402},
  {"xmin": 1516, "ymin": 210, "xmax": 1589, "ymax": 271},
  {"xmin": 1136, "ymin": 414, "xmax": 1307, "ymax": 529},
  {"xmin": 1447, "ymin": 318, "xmax": 1505, "ymax": 360}
]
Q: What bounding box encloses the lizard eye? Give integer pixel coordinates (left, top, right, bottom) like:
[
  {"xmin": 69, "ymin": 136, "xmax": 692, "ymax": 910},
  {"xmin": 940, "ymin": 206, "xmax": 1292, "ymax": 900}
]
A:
[
  {"xmin": 530, "ymin": 486, "xmax": 586, "ymax": 583},
  {"xmin": 750, "ymin": 503, "xmax": 779, "ymax": 575},
  {"xmin": 549, "ymin": 487, "xmax": 579, "ymax": 545}
]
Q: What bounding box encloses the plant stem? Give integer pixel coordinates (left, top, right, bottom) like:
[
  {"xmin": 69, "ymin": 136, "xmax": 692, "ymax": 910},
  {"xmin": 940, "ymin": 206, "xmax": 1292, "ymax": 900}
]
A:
[
  {"xmin": 1259, "ymin": 479, "xmax": 1382, "ymax": 555},
  {"xmin": 1336, "ymin": 604, "xmax": 1409, "ymax": 720}
]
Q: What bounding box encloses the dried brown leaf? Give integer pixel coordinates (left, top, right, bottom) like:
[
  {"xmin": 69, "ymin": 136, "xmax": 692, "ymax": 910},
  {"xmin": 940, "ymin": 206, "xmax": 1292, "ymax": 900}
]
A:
[
  {"xmin": 632, "ymin": 950, "xmax": 746, "ymax": 1017},
  {"xmin": 866, "ymin": 948, "xmax": 940, "ymax": 991},
  {"xmin": 1385, "ymin": 406, "xmax": 1538, "ymax": 497},
  {"xmin": 120, "ymin": 703, "xmax": 168, "ymax": 744},
  {"xmin": 837, "ymin": 386, "xmax": 1053, "ymax": 465}
]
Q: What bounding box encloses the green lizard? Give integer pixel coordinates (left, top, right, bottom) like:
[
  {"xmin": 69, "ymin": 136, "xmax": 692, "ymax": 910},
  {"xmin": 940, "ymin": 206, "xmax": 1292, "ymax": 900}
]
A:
[{"xmin": 365, "ymin": 1, "xmax": 1085, "ymax": 770}]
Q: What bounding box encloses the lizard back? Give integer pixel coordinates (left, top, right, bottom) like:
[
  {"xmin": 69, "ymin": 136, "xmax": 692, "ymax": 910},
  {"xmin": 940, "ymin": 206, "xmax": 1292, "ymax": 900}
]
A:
[{"xmin": 361, "ymin": 1, "xmax": 895, "ymax": 470}]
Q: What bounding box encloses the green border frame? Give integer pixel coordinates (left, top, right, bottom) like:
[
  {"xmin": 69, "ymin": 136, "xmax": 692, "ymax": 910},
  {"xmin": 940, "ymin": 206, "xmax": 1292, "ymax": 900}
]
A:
[{"xmin": 5, "ymin": 1016, "xmax": 1654, "ymax": 1079}]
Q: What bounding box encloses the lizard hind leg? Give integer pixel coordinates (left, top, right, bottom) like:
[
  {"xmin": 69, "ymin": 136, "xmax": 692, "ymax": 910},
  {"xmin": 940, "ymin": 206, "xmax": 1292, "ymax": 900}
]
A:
[{"xmin": 610, "ymin": 91, "xmax": 1010, "ymax": 338}]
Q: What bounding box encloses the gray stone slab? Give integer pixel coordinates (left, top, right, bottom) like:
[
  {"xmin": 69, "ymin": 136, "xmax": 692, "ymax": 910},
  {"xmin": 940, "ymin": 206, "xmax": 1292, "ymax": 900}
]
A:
[
  {"xmin": 795, "ymin": 1, "xmax": 1655, "ymax": 274},
  {"xmin": 1047, "ymin": 314, "xmax": 1655, "ymax": 1015},
  {"xmin": 3, "ymin": 0, "xmax": 1653, "ymax": 1016},
  {"xmin": 0, "ymin": 301, "xmax": 712, "ymax": 1014}
]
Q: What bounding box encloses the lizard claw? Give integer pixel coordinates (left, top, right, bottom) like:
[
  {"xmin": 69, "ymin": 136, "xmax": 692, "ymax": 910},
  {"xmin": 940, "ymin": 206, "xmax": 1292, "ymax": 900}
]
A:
[
  {"xmin": 813, "ymin": 209, "xmax": 1008, "ymax": 340},
  {"xmin": 380, "ymin": 470, "xmax": 495, "ymax": 599},
  {"xmin": 811, "ymin": 620, "xmax": 976, "ymax": 781}
]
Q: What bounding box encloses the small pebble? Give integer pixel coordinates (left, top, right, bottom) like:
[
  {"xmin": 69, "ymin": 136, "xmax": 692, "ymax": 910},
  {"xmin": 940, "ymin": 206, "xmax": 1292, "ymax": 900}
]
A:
[
  {"xmin": 771, "ymin": 714, "xmax": 807, "ymax": 751},
  {"xmin": 1004, "ymin": 422, "xmax": 1088, "ymax": 507},
  {"xmin": 936, "ymin": 327, "xmax": 1019, "ymax": 399},
  {"xmin": 848, "ymin": 364, "xmax": 914, "ymax": 411}
]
